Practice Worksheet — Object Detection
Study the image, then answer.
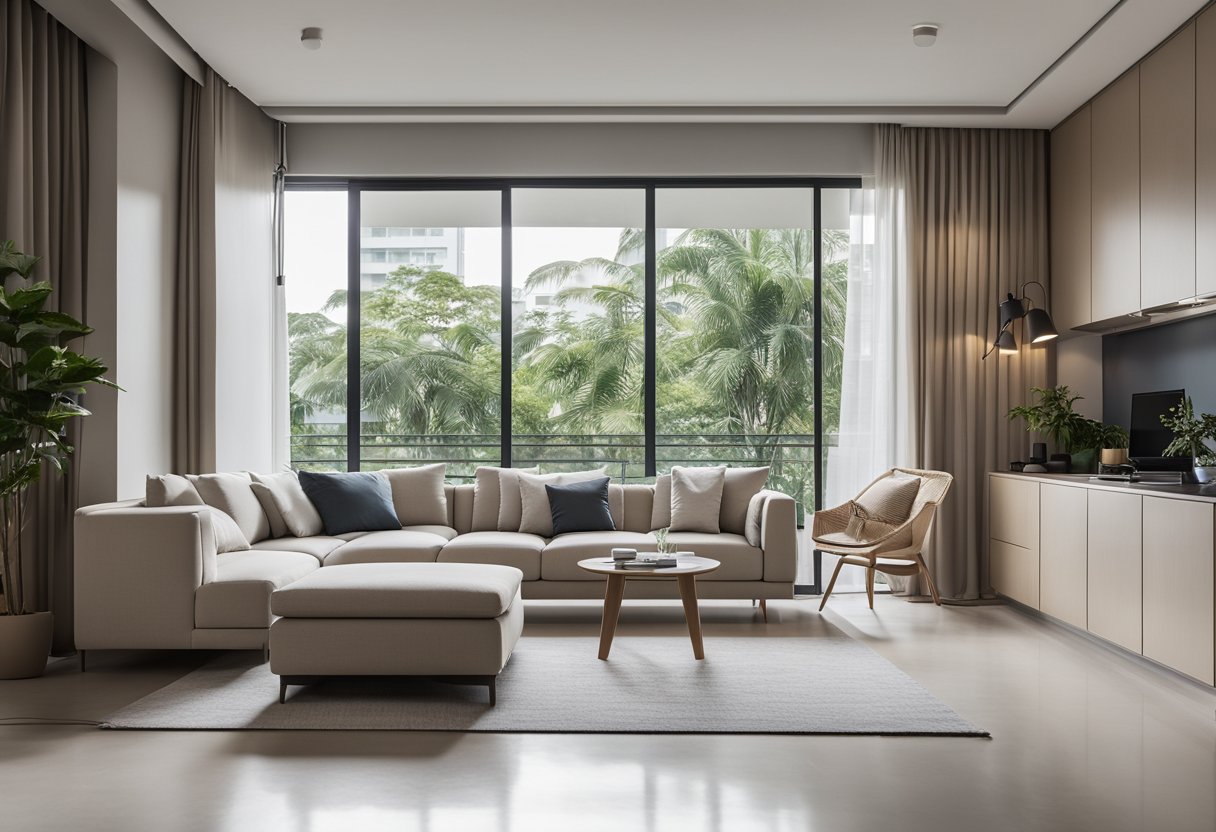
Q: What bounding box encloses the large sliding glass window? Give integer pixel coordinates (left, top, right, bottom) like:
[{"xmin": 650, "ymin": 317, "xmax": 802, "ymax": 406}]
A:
[{"xmin": 511, "ymin": 189, "xmax": 646, "ymax": 480}]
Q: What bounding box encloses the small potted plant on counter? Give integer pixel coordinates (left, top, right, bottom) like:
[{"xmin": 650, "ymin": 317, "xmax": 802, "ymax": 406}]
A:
[
  {"xmin": 1160, "ymin": 397, "xmax": 1216, "ymax": 484},
  {"xmin": 1008, "ymin": 386, "xmax": 1127, "ymax": 474}
]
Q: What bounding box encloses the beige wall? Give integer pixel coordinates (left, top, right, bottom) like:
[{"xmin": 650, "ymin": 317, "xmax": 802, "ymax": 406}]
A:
[
  {"xmin": 39, "ymin": 0, "xmax": 183, "ymax": 501},
  {"xmin": 287, "ymin": 122, "xmax": 874, "ymax": 178}
]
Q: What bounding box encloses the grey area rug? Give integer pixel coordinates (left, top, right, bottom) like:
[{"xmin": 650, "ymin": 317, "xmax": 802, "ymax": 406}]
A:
[{"xmin": 104, "ymin": 629, "xmax": 987, "ymax": 736}]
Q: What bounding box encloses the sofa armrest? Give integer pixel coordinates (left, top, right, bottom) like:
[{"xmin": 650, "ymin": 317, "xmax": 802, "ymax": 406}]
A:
[
  {"xmin": 759, "ymin": 490, "xmax": 797, "ymax": 582},
  {"xmin": 74, "ymin": 504, "xmax": 218, "ymax": 650}
]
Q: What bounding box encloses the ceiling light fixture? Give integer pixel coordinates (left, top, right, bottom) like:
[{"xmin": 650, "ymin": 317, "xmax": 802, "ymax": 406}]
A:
[
  {"xmin": 912, "ymin": 23, "xmax": 939, "ymax": 47},
  {"xmin": 300, "ymin": 27, "xmax": 323, "ymax": 51}
]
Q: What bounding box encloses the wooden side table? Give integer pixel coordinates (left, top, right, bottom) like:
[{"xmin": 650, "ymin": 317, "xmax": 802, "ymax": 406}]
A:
[{"xmin": 576, "ymin": 556, "xmax": 721, "ymax": 660}]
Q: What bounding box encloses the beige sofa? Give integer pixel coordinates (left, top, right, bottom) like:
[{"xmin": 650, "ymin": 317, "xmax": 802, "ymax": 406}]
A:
[{"xmin": 74, "ymin": 481, "xmax": 797, "ymax": 654}]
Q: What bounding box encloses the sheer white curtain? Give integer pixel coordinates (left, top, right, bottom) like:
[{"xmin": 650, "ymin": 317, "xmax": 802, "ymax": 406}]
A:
[{"xmin": 822, "ymin": 136, "xmax": 914, "ymax": 588}]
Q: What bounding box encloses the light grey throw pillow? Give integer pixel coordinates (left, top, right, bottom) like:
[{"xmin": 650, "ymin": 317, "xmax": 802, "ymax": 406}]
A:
[
  {"xmin": 250, "ymin": 471, "xmax": 325, "ymax": 538},
  {"xmin": 250, "ymin": 483, "xmax": 288, "ymax": 539},
  {"xmin": 380, "ymin": 463, "xmax": 448, "ymax": 526},
  {"xmin": 720, "ymin": 466, "xmax": 770, "ymax": 535},
  {"xmin": 472, "ymin": 466, "xmax": 538, "ymax": 532},
  {"xmin": 517, "ymin": 468, "xmax": 610, "ymax": 537},
  {"xmin": 669, "ymin": 465, "xmax": 726, "ymax": 533},
  {"xmin": 188, "ymin": 472, "xmax": 271, "ymax": 543},
  {"xmin": 494, "ymin": 467, "xmax": 545, "ymax": 532},
  {"xmin": 146, "ymin": 474, "xmax": 248, "ymax": 553}
]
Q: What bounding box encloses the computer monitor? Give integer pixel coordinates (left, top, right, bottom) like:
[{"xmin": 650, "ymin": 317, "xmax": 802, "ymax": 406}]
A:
[{"xmin": 1129, "ymin": 389, "xmax": 1190, "ymax": 471}]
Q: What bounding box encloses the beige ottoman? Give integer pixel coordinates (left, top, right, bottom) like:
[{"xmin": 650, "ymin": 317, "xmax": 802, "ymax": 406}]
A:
[{"xmin": 270, "ymin": 562, "xmax": 524, "ymax": 705}]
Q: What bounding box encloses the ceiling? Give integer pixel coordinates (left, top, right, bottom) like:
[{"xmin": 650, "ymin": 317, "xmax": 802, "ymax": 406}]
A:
[{"xmin": 141, "ymin": 0, "xmax": 1210, "ymax": 128}]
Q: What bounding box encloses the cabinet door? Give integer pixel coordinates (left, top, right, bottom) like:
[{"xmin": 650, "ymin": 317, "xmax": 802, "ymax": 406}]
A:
[
  {"xmin": 1087, "ymin": 490, "xmax": 1143, "ymax": 652},
  {"xmin": 1039, "ymin": 484, "xmax": 1088, "ymax": 628},
  {"xmin": 1091, "ymin": 68, "xmax": 1141, "ymax": 320},
  {"xmin": 989, "ymin": 475, "xmax": 1039, "ymax": 550},
  {"xmin": 1050, "ymin": 108, "xmax": 1092, "ymax": 330},
  {"xmin": 1198, "ymin": 6, "xmax": 1216, "ymax": 298},
  {"xmin": 991, "ymin": 539, "xmax": 1039, "ymax": 608},
  {"xmin": 1141, "ymin": 24, "xmax": 1197, "ymax": 308},
  {"xmin": 1142, "ymin": 497, "xmax": 1215, "ymax": 684}
]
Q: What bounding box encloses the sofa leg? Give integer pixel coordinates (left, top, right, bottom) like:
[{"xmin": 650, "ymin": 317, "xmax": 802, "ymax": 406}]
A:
[
  {"xmin": 488, "ymin": 676, "xmax": 496, "ymax": 707},
  {"xmin": 758, "ymin": 599, "xmax": 768, "ymax": 623},
  {"xmin": 262, "ymin": 645, "xmax": 270, "ymax": 664},
  {"xmin": 79, "ymin": 650, "xmax": 86, "ymax": 673},
  {"xmin": 279, "ymin": 678, "xmax": 287, "ymax": 705}
]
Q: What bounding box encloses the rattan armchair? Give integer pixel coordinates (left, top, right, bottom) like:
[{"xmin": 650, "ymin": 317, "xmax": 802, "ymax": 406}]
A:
[{"xmin": 813, "ymin": 468, "xmax": 954, "ymax": 609}]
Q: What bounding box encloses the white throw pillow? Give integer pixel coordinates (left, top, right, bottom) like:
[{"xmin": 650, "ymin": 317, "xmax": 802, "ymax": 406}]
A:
[
  {"xmin": 187, "ymin": 472, "xmax": 271, "ymax": 543},
  {"xmin": 203, "ymin": 508, "xmax": 252, "ymax": 554},
  {"xmin": 669, "ymin": 466, "xmax": 726, "ymax": 533},
  {"xmin": 744, "ymin": 491, "xmax": 769, "ymax": 548},
  {"xmin": 250, "ymin": 471, "xmax": 325, "ymax": 538},
  {"xmin": 650, "ymin": 473, "xmax": 672, "ymax": 531},
  {"xmin": 494, "ymin": 467, "xmax": 545, "ymax": 532},
  {"xmin": 250, "ymin": 483, "xmax": 288, "ymax": 539},
  {"xmin": 720, "ymin": 466, "xmax": 770, "ymax": 535},
  {"xmin": 517, "ymin": 469, "xmax": 610, "ymax": 537},
  {"xmin": 146, "ymin": 474, "xmax": 248, "ymax": 553},
  {"xmin": 379, "ymin": 463, "xmax": 448, "ymax": 527}
]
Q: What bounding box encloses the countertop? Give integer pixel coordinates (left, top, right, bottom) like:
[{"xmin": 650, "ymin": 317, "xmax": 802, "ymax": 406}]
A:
[{"xmin": 990, "ymin": 471, "xmax": 1216, "ymax": 504}]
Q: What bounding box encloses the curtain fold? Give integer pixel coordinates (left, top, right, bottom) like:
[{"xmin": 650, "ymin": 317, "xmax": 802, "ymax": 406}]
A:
[
  {"xmin": 856, "ymin": 124, "xmax": 1052, "ymax": 602},
  {"xmin": 0, "ymin": 0, "xmax": 89, "ymax": 651},
  {"xmin": 174, "ymin": 72, "xmax": 206, "ymax": 473}
]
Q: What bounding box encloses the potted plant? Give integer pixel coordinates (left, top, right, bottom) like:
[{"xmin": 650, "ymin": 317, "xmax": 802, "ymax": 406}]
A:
[
  {"xmin": 1159, "ymin": 397, "xmax": 1216, "ymax": 484},
  {"xmin": 1007, "ymin": 386, "xmax": 1127, "ymax": 474},
  {"xmin": 0, "ymin": 241, "xmax": 116, "ymax": 679}
]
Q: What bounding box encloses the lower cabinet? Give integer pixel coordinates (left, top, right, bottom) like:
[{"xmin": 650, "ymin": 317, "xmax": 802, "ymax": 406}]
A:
[
  {"xmin": 1039, "ymin": 484, "xmax": 1088, "ymax": 629},
  {"xmin": 1087, "ymin": 490, "xmax": 1143, "ymax": 653},
  {"xmin": 1142, "ymin": 496, "xmax": 1215, "ymax": 685},
  {"xmin": 990, "ymin": 539, "xmax": 1039, "ymax": 608}
]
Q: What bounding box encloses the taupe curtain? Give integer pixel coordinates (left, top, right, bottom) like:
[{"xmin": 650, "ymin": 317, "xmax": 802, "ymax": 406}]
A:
[
  {"xmin": 882, "ymin": 125, "xmax": 1053, "ymax": 601},
  {"xmin": 0, "ymin": 0, "xmax": 89, "ymax": 650}
]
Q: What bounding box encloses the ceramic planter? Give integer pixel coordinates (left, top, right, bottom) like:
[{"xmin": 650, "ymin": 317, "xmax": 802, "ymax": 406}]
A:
[
  {"xmin": 1195, "ymin": 462, "xmax": 1216, "ymax": 484},
  {"xmin": 0, "ymin": 610, "xmax": 52, "ymax": 679}
]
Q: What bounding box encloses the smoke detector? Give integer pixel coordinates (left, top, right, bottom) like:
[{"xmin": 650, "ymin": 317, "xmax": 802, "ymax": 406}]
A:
[
  {"xmin": 912, "ymin": 23, "xmax": 939, "ymax": 47},
  {"xmin": 300, "ymin": 27, "xmax": 323, "ymax": 51}
]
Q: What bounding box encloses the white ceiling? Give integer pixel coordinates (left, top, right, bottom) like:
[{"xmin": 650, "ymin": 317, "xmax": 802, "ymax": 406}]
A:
[{"xmin": 142, "ymin": 0, "xmax": 1209, "ymax": 128}]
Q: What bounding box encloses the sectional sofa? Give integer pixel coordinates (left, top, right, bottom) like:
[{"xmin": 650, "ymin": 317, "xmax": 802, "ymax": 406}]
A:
[{"xmin": 74, "ymin": 468, "xmax": 797, "ymax": 654}]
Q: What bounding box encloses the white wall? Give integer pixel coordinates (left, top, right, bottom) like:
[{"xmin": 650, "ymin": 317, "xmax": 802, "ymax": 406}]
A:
[
  {"xmin": 1057, "ymin": 335, "xmax": 1104, "ymax": 420},
  {"xmin": 287, "ymin": 122, "xmax": 874, "ymax": 178},
  {"xmin": 39, "ymin": 0, "xmax": 183, "ymax": 500}
]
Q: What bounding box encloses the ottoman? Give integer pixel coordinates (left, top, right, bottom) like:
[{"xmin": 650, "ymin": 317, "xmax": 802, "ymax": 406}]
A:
[{"xmin": 270, "ymin": 562, "xmax": 524, "ymax": 705}]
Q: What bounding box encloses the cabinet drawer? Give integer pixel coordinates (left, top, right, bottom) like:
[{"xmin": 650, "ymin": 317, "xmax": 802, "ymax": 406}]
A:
[
  {"xmin": 990, "ymin": 476, "xmax": 1040, "ymax": 550},
  {"xmin": 991, "ymin": 539, "xmax": 1039, "ymax": 608}
]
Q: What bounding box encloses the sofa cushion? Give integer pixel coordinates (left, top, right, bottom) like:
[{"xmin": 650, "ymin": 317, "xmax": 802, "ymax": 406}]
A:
[
  {"xmin": 298, "ymin": 470, "xmax": 400, "ymax": 536},
  {"xmin": 145, "ymin": 474, "xmax": 203, "ymax": 507},
  {"xmin": 548, "ymin": 477, "xmax": 615, "ymax": 535},
  {"xmin": 250, "ymin": 483, "xmax": 288, "ymax": 539},
  {"xmin": 621, "ymin": 484, "xmax": 654, "ymax": 533},
  {"xmin": 187, "ymin": 472, "xmax": 272, "ymax": 543},
  {"xmin": 271, "ymin": 562, "xmax": 523, "ymax": 619},
  {"xmin": 471, "ymin": 466, "xmax": 538, "ymax": 532},
  {"xmin": 541, "ymin": 531, "xmax": 659, "ymax": 580},
  {"xmin": 438, "ymin": 531, "xmax": 545, "ymax": 581},
  {"xmin": 720, "ymin": 466, "xmax": 770, "ymax": 535},
  {"xmin": 517, "ymin": 469, "xmax": 609, "ymax": 536},
  {"xmin": 670, "ymin": 466, "xmax": 726, "ymax": 533},
  {"xmin": 251, "ymin": 535, "xmax": 346, "ymax": 562},
  {"xmin": 403, "ymin": 524, "xmax": 458, "ymax": 541},
  {"xmin": 194, "ymin": 550, "xmax": 319, "ymax": 629},
  {"xmin": 664, "ymin": 532, "xmax": 763, "ymax": 580},
  {"xmin": 250, "ymin": 471, "xmax": 324, "ymax": 537},
  {"xmin": 323, "ymin": 529, "xmax": 447, "ymax": 565},
  {"xmin": 380, "ymin": 463, "xmax": 448, "ymax": 526}
]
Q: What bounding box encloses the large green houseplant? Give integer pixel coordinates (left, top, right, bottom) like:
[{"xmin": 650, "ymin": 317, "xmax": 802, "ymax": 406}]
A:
[
  {"xmin": 1159, "ymin": 396, "xmax": 1216, "ymax": 484},
  {"xmin": 1008, "ymin": 386, "xmax": 1128, "ymax": 473},
  {"xmin": 0, "ymin": 241, "xmax": 116, "ymax": 678}
]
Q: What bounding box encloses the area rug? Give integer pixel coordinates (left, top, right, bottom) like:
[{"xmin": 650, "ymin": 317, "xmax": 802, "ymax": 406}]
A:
[{"xmin": 103, "ymin": 627, "xmax": 987, "ymax": 735}]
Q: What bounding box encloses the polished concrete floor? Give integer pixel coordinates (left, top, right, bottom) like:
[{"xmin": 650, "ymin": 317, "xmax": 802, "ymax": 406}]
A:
[{"xmin": 2, "ymin": 592, "xmax": 1215, "ymax": 832}]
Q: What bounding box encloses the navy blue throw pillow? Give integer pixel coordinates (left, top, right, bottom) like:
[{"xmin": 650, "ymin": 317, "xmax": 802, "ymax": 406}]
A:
[
  {"xmin": 546, "ymin": 477, "xmax": 615, "ymax": 536},
  {"xmin": 297, "ymin": 470, "xmax": 401, "ymax": 536}
]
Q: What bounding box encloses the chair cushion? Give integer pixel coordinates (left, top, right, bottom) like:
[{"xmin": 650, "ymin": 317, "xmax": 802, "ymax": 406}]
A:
[
  {"xmin": 251, "ymin": 535, "xmax": 346, "ymax": 562},
  {"xmin": 548, "ymin": 477, "xmax": 615, "ymax": 535},
  {"xmin": 323, "ymin": 529, "xmax": 447, "ymax": 565},
  {"xmin": 250, "ymin": 471, "xmax": 325, "ymax": 537},
  {"xmin": 670, "ymin": 466, "xmax": 726, "ymax": 533},
  {"xmin": 195, "ymin": 550, "xmax": 319, "ymax": 628},
  {"xmin": 438, "ymin": 531, "xmax": 546, "ymax": 581},
  {"xmin": 271, "ymin": 563, "xmax": 523, "ymax": 619},
  {"xmin": 664, "ymin": 532, "xmax": 763, "ymax": 580},
  {"xmin": 541, "ymin": 531, "xmax": 658, "ymax": 580},
  {"xmin": 720, "ymin": 466, "xmax": 770, "ymax": 535},
  {"xmin": 188, "ymin": 472, "xmax": 271, "ymax": 543},
  {"xmin": 856, "ymin": 475, "xmax": 921, "ymax": 525},
  {"xmin": 379, "ymin": 463, "xmax": 448, "ymax": 526},
  {"xmin": 298, "ymin": 470, "xmax": 401, "ymax": 535}
]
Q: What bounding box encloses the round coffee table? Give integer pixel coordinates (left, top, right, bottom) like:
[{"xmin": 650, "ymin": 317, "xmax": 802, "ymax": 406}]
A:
[{"xmin": 577, "ymin": 555, "xmax": 721, "ymax": 660}]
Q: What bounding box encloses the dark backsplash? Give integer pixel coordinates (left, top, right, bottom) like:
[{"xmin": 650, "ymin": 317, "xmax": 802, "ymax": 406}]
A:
[{"xmin": 1103, "ymin": 312, "xmax": 1216, "ymax": 430}]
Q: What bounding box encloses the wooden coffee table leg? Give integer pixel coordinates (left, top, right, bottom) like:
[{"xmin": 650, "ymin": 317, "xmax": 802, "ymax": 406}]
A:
[
  {"xmin": 677, "ymin": 574, "xmax": 705, "ymax": 660},
  {"xmin": 598, "ymin": 573, "xmax": 627, "ymax": 660}
]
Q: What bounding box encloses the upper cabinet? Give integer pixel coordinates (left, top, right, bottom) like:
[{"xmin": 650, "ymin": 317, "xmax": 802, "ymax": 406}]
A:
[
  {"xmin": 1091, "ymin": 68, "xmax": 1141, "ymax": 321},
  {"xmin": 1198, "ymin": 7, "xmax": 1216, "ymax": 298},
  {"xmin": 1140, "ymin": 23, "xmax": 1196, "ymax": 309},
  {"xmin": 1050, "ymin": 109, "xmax": 1092, "ymax": 331}
]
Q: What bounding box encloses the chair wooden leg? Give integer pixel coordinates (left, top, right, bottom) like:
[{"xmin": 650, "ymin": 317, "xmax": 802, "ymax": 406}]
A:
[
  {"xmin": 865, "ymin": 567, "xmax": 875, "ymax": 609},
  {"xmin": 818, "ymin": 559, "xmax": 847, "ymax": 611},
  {"xmin": 917, "ymin": 554, "xmax": 942, "ymax": 606}
]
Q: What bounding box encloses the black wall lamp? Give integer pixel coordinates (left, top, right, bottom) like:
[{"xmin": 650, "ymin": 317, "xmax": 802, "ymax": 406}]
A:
[{"xmin": 983, "ymin": 281, "xmax": 1058, "ymax": 359}]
